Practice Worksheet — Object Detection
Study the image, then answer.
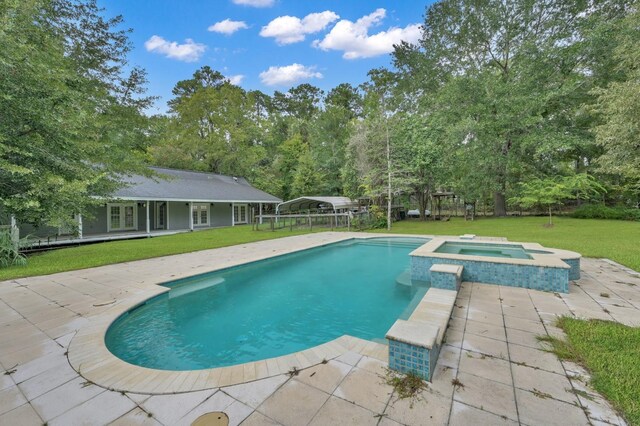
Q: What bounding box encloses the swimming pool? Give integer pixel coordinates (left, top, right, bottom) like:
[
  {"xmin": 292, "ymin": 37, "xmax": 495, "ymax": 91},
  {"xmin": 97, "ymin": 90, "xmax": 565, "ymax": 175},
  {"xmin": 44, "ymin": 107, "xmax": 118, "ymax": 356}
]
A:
[
  {"xmin": 105, "ymin": 237, "xmax": 430, "ymax": 371},
  {"xmin": 435, "ymin": 241, "xmax": 533, "ymax": 259}
]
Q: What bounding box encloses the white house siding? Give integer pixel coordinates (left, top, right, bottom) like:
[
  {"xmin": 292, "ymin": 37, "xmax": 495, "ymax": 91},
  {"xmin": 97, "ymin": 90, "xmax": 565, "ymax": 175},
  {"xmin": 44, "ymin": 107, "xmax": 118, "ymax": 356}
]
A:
[
  {"xmin": 210, "ymin": 203, "xmax": 233, "ymax": 227},
  {"xmin": 167, "ymin": 201, "xmax": 189, "ymax": 230},
  {"xmin": 83, "ymin": 205, "xmax": 108, "ymax": 235}
]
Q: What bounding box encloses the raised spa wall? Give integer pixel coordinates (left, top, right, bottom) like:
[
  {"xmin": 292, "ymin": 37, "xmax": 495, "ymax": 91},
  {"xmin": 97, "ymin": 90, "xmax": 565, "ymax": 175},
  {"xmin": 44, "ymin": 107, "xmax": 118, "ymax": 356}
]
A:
[{"xmin": 410, "ymin": 238, "xmax": 581, "ymax": 294}]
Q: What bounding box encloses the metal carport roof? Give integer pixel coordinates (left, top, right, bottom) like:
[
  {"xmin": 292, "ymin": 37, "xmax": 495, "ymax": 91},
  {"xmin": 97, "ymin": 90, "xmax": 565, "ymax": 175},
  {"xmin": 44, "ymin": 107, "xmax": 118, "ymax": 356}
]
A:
[{"xmin": 276, "ymin": 196, "xmax": 357, "ymax": 213}]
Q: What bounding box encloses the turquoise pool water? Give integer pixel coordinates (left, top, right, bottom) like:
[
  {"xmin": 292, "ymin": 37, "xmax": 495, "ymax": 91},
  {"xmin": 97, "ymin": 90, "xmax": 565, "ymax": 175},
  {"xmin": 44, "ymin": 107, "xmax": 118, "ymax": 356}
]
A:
[
  {"xmin": 105, "ymin": 237, "xmax": 430, "ymax": 371},
  {"xmin": 435, "ymin": 242, "xmax": 532, "ymax": 259}
]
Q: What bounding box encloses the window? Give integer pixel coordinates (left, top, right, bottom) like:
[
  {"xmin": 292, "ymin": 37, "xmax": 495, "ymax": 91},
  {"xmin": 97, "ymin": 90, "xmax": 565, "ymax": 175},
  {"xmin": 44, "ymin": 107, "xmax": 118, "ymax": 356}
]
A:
[
  {"xmin": 124, "ymin": 205, "xmax": 134, "ymax": 228},
  {"xmin": 110, "ymin": 206, "xmax": 121, "ymax": 230},
  {"xmin": 234, "ymin": 204, "xmax": 248, "ymax": 224},
  {"xmin": 156, "ymin": 202, "xmax": 166, "ymax": 229},
  {"xmin": 108, "ymin": 203, "xmax": 137, "ymax": 231},
  {"xmin": 192, "ymin": 203, "xmax": 209, "ymax": 226}
]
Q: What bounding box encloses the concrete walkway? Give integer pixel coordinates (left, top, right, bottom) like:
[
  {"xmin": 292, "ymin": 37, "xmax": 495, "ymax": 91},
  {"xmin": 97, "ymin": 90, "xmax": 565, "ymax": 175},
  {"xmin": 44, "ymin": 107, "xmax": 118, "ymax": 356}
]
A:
[{"xmin": 0, "ymin": 232, "xmax": 638, "ymax": 425}]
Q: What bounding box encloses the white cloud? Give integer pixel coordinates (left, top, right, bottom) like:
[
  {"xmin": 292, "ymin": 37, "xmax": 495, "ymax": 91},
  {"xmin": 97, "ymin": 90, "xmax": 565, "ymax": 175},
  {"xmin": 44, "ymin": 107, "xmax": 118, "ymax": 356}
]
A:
[
  {"xmin": 208, "ymin": 19, "xmax": 248, "ymax": 35},
  {"xmin": 144, "ymin": 35, "xmax": 206, "ymax": 62},
  {"xmin": 232, "ymin": 0, "xmax": 274, "ymax": 7},
  {"xmin": 260, "ymin": 11, "xmax": 339, "ymax": 45},
  {"xmin": 313, "ymin": 8, "xmax": 421, "ymax": 59},
  {"xmin": 259, "ymin": 63, "xmax": 322, "ymax": 86},
  {"xmin": 226, "ymin": 74, "xmax": 245, "ymax": 85}
]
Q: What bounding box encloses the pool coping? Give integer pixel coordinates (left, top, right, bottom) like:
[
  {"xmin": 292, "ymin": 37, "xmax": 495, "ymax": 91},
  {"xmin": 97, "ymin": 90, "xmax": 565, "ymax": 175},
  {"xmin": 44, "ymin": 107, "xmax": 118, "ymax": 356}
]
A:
[{"xmin": 67, "ymin": 233, "xmax": 434, "ymax": 394}]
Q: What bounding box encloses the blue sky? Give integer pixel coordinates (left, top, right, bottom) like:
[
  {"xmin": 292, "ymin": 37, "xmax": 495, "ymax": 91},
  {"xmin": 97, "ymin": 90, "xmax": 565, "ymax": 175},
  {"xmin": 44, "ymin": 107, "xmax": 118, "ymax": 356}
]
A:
[{"xmin": 101, "ymin": 0, "xmax": 432, "ymax": 114}]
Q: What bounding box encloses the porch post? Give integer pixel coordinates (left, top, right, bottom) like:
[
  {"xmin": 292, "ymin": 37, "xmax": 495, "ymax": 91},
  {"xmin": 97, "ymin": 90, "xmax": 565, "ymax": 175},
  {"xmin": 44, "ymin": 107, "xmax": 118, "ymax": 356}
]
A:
[
  {"xmin": 189, "ymin": 202, "xmax": 194, "ymax": 231},
  {"xmin": 231, "ymin": 203, "xmax": 235, "ymax": 227},
  {"xmin": 78, "ymin": 214, "xmax": 83, "ymax": 239},
  {"xmin": 9, "ymin": 215, "xmax": 18, "ymax": 248},
  {"xmin": 259, "ymin": 203, "xmax": 263, "ymax": 224},
  {"xmin": 146, "ymin": 201, "xmax": 150, "ymax": 235},
  {"xmin": 166, "ymin": 201, "xmax": 170, "ymax": 230}
]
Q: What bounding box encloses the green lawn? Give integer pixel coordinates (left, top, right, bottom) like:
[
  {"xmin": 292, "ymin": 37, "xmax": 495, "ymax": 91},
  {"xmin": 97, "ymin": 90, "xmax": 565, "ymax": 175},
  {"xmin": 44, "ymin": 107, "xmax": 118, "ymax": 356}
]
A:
[
  {"xmin": 0, "ymin": 226, "xmax": 315, "ymax": 281},
  {"xmin": 374, "ymin": 216, "xmax": 640, "ymax": 272},
  {"xmin": 1, "ymin": 216, "xmax": 638, "ymax": 281},
  {"xmin": 542, "ymin": 317, "xmax": 640, "ymax": 425}
]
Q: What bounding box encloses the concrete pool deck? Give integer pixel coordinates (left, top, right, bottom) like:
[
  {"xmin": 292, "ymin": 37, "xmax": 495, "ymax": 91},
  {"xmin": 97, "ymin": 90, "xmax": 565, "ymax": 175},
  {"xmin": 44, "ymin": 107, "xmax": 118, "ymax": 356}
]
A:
[{"xmin": 0, "ymin": 232, "xmax": 638, "ymax": 425}]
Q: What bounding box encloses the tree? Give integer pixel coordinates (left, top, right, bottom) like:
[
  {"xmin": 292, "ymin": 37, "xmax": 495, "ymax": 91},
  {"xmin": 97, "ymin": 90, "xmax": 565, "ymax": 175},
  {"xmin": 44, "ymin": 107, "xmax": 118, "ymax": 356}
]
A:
[
  {"xmin": 394, "ymin": 0, "xmax": 628, "ymax": 216},
  {"xmin": 510, "ymin": 174, "xmax": 606, "ymax": 226},
  {"xmin": 0, "ymin": 0, "xmax": 152, "ymax": 230},
  {"xmin": 395, "ymin": 114, "xmax": 451, "ymax": 221},
  {"xmin": 272, "ymin": 134, "xmax": 307, "ymax": 200},
  {"xmin": 153, "ymin": 67, "xmax": 267, "ymax": 181},
  {"xmin": 325, "ymin": 83, "xmax": 363, "ymax": 119},
  {"xmin": 510, "ymin": 178, "xmax": 572, "ymax": 226},
  {"xmin": 593, "ymin": 9, "xmax": 640, "ymax": 182},
  {"xmin": 291, "ymin": 151, "xmax": 322, "ymax": 198},
  {"xmin": 304, "ymin": 83, "xmax": 362, "ymax": 197},
  {"xmin": 350, "ymin": 69, "xmax": 414, "ymax": 230}
]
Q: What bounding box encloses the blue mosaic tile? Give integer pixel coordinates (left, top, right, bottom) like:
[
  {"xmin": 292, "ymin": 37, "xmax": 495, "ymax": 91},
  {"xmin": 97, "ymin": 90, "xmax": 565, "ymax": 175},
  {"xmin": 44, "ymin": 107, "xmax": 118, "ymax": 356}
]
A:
[
  {"xmin": 564, "ymin": 258, "xmax": 581, "ymax": 280},
  {"xmin": 411, "ymin": 256, "xmax": 570, "ymax": 293},
  {"xmin": 388, "ymin": 339, "xmax": 432, "ymax": 380},
  {"xmin": 431, "ymin": 270, "xmax": 460, "ymax": 290}
]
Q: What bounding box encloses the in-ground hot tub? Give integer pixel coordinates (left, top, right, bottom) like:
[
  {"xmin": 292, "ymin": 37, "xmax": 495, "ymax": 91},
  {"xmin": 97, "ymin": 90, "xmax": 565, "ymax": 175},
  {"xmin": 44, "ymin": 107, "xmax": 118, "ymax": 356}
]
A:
[{"xmin": 411, "ymin": 238, "xmax": 580, "ymax": 293}]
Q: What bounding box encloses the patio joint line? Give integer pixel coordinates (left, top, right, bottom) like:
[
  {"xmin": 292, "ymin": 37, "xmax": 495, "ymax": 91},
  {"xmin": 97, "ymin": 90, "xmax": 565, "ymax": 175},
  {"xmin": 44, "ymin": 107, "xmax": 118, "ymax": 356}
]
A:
[
  {"xmin": 446, "ymin": 281, "xmax": 472, "ymax": 424},
  {"xmin": 310, "ymin": 357, "xmax": 387, "ymax": 424},
  {"xmin": 175, "ymin": 389, "xmax": 230, "ymax": 425},
  {"xmin": 499, "ymin": 285, "xmax": 522, "ymax": 426},
  {"xmin": 374, "ymin": 365, "xmax": 396, "ymax": 426},
  {"xmin": 569, "ymin": 273, "xmax": 625, "ymax": 320},
  {"xmin": 121, "ymin": 395, "xmax": 158, "ymax": 425},
  {"xmin": 527, "ymin": 288, "xmax": 593, "ymax": 424}
]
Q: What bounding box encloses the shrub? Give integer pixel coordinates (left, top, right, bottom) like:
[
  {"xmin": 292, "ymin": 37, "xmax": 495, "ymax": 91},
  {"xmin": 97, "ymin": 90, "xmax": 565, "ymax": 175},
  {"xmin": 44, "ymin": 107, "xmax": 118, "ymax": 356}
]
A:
[
  {"xmin": 0, "ymin": 231, "xmax": 27, "ymax": 268},
  {"xmin": 571, "ymin": 204, "xmax": 640, "ymax": 221},
  {"xmin": 351, "ymin": 206, "xmax": 388, "ymax": 230}
]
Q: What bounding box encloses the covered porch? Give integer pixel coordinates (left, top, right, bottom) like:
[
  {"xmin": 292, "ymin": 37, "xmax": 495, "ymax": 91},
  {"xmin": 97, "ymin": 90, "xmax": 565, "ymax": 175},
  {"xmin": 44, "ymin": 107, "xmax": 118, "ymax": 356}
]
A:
[
  {"xmin": 18, "ymin": 199, "xmax": 279, "ymax": 250},
  {"xmin": 21, "ymin": 229, "xmax": 188, "ymax": 251}
]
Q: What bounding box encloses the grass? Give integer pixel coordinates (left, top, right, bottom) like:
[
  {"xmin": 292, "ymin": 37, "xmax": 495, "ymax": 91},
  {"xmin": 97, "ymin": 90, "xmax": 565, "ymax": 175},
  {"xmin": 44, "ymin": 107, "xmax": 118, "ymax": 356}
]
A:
[
  {"xmin": 375, "ymin": 216, "xmax": 640, "ymax": 272},
  {"xmin": 542, "ymin": 317, "xmax": 640, "ymax": 425},
  {"xmin": 0, "ymin": 226, "xmax": 315, "ymax": 281},
  {"xmin": 1, "ymin": 216, "xmax": 638, "ymax": 281},
  {"xmin": 385, "ymin": 369, "xmax": 428, "ymax": 408}
]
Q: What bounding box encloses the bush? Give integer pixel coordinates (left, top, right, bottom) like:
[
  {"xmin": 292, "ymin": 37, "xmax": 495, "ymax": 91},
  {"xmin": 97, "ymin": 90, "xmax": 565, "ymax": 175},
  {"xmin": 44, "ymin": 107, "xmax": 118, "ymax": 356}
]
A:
[
  {"xmin": 351, "ymin": 206, "xmax": 388, "ymax": 230},
  {"xmin": 0, "ymin": 230, "xmax": 27, "ymax": 268},
  {"xmin": 571, "ymin": 204, "xmax": 640, "ymax": 221}
]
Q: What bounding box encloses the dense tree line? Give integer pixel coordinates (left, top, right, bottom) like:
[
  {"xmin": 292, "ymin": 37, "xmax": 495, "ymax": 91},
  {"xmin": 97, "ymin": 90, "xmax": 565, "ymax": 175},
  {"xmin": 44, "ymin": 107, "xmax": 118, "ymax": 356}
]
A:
[
  {"xmin": 2, "ymin": 0, "xmax": 639, "ymax": 230},
  {"xmin": 1, "ymin": 0, "xmax": 153, "ymax": 229},
  {"xmin": 150, "ymin": 0, "xmax": 639, "ymax": 220}
]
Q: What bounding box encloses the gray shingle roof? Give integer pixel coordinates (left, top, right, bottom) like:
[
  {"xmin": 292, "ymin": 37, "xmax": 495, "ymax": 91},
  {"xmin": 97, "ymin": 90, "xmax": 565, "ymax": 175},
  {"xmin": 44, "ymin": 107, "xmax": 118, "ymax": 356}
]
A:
[{"xmin": 112, "ymin": 167, "xmax": 281, "ymax": 203}]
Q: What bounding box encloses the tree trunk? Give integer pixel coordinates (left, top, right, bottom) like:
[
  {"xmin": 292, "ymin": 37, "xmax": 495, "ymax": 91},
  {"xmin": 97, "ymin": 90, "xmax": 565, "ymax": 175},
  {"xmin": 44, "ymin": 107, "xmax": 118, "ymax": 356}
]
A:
[
  {"xmin": 419, "ymin": 191, "xmax": 429, "ymax": 221},
  {"xmin": 494, "ymin": 191, "xmax": 507, "ymax": 217},
  {"xmin": 386, "ymin": 122, "xmax": 392, "ymax": 231},
  {"xmin": 494, "ymin": 138, "xmax": 511, "ymax": 217}
]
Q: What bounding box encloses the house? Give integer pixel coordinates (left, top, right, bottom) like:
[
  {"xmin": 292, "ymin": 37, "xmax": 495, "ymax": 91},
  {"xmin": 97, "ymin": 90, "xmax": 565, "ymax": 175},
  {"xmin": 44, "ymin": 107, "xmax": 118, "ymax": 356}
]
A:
[{"xmin": 15, "ymin": 167, "xmax": 281, "ymax": 246}]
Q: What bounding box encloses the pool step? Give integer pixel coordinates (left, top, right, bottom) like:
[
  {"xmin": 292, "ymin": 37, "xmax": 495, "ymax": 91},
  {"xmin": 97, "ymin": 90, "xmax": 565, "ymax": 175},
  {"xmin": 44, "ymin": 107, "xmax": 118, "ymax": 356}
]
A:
[
  {"xmin": 386, "ymin": 287, "xmax": 458, "ymax": 381},
  {"xmin": 430, "ymin": 264, "xmax": 463, "ymax": 291},
  {"xmin": 395, "ymin": 269, "xmax": 412, "ymax": 286},
  {"xmin": 168, "ymin": 277, "xmax": 225, "ymax": 298},
  {"xmin": 399, "ymin": 287, "xmax": 429, "ymax": 320}
]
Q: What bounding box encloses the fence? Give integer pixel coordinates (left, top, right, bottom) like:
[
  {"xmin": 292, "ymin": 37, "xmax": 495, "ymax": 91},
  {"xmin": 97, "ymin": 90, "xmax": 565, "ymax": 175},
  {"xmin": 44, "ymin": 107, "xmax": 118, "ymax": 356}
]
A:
[{"xmin": 254, "ymin": 213, "xmax": 351, "ymax": 231}]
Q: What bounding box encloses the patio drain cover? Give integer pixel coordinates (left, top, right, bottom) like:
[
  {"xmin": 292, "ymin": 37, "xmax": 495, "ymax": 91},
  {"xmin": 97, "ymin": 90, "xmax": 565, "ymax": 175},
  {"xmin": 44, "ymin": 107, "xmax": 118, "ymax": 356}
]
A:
[{"xmin": 191, "ymin": 411, "xmax": 229, "ymax": 426}]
